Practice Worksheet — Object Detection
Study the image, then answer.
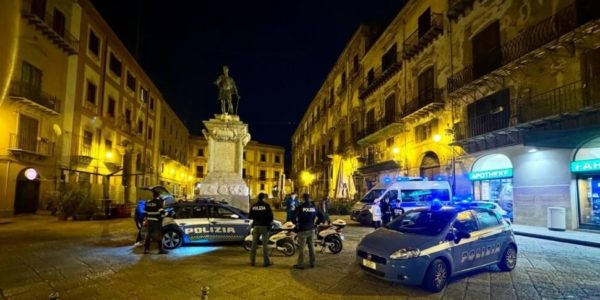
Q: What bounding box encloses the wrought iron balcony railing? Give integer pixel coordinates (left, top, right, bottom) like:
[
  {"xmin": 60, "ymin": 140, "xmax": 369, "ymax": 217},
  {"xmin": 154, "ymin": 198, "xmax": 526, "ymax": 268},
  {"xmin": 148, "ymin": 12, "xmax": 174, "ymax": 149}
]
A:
[
  {"xmin": 21, "ymin": 0, "xmax": 79, "ymax": 55},
  {"xmin": 8, "ymin": 133, "xmax": 54, "ymax": 156},
  {"xmin": 453, "ymin": 111, "xmax": 510, "ymax": 141},
  {"xmin": 448, "ymin": 1, "xmax": 597, "ymax": 94},
  {"xmin": 9, "ymin": 81, "xmax": 60, "ymax": 113},
  {"xmin": 403, "ymin": 13, "xmax": 444, "ymax": 60},
  {"xmin": 401, "ymin": 89, "xmax": 444, "ymax": 120},
  {"xmin": 518, "ymin": 78, "xmax": 600, "ymax": 123},
  {"xmin": 359, "ymin": 56, "xmax": 403, "ymax": 100}
]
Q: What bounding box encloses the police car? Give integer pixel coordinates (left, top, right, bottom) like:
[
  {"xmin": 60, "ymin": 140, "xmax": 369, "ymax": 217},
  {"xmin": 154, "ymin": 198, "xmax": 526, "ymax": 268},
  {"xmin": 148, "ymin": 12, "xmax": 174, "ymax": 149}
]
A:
[
  {"xmin": 159, "ymin": 199, "xmax": 252, "ymax": 249},
  {"xmin": 356, "ymin": 205, "xmax": 517, "ymax": 292}
]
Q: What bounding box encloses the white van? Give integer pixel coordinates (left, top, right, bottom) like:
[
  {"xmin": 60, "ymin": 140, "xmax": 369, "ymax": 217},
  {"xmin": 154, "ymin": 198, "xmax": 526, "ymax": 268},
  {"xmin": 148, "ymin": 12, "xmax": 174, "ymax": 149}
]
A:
[{"xmin": 350, "ymin": 177, "xmax": 452, "ymax": 225}]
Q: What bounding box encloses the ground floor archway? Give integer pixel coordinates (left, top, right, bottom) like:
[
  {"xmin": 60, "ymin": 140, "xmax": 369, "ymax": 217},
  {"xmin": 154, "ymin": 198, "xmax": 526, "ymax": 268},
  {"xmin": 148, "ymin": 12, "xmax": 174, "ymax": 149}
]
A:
[
  {"xmin": 14, "ymin": 167, "xmax": 40, "ymax": 214},
  {"xmin": 419, "ymin": 151, "xmax": 440, "ymax": 180}
]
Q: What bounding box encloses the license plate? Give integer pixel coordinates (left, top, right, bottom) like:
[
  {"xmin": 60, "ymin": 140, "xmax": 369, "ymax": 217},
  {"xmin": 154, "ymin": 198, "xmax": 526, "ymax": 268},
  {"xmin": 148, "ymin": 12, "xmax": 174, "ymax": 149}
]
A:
[{"xmin": 362, "ymin": 259, "xmax": 376, "ymax": 270}]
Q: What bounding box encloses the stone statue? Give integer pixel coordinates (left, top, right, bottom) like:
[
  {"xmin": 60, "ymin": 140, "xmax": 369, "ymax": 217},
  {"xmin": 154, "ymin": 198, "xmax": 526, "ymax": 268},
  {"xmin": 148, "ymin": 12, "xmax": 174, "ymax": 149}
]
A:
[{"xmin": 214, "ymin": 65, "xmax": 240, "ymax": 115}]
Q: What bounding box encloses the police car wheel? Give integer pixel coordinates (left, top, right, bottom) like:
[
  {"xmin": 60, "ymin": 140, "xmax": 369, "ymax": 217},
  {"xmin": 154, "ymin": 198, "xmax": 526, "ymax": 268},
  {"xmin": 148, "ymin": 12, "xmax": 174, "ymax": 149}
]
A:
[
  {"xmin": 243, "ymin": 240, "xmax": 252, "ymax": 251},
  {"xmin": 162, "ymin": 229, "xmax": 183, "ymax": 249},
  {"xmin": 423, "ymin": 259, "xmax": 448, "ymax": 293},
  {"xmin": 326, "ymin": 235, "xmax": 343, "ymax": 254},
  {"xmin": 498, "ymin": 245, "xmax": 517, "ymax": 272}
]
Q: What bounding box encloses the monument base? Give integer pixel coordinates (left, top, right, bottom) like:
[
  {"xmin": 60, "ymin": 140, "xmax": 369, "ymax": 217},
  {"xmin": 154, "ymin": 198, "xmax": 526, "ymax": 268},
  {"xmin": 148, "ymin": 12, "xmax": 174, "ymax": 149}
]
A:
[{"xmin": 198, "ymin": 171, "xmax": 249, "ymax": 212}]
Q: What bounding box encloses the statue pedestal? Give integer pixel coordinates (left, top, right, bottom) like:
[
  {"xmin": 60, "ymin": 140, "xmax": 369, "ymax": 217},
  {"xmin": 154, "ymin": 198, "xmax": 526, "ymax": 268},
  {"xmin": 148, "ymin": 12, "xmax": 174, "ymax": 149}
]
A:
[{"xmin": 198, "ymin": 114, "xmax": 251, "ymax": 211}]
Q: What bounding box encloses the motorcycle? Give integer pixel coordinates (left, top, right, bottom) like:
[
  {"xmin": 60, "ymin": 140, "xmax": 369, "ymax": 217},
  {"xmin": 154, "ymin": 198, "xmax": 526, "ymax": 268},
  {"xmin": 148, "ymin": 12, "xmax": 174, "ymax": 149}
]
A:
[
  {"xmin": 295, "ymin": 219, "xmax": 345, "ymax": 254},
  {"xmin": 243, "ymin": 220, "xmax": 296, "ymax": 257}
]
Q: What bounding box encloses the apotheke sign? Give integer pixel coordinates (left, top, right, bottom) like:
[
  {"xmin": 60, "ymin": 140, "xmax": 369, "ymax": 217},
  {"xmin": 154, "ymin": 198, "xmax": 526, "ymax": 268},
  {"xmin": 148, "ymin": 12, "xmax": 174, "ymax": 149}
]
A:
[
  {"xmin": 468, "ymin": 168, "xmax": 513, "ymax": 180},
  {"xmin": 570, "ymin": 159, "xmax": 600, "ymax": 173}
]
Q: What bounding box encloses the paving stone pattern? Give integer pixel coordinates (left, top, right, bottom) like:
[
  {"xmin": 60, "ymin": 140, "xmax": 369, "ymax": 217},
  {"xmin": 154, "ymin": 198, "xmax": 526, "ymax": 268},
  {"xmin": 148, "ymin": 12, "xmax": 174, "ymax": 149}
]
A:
[{"xmin": 0, "ymin": 214, "xmax": 599, "ymax": 299}]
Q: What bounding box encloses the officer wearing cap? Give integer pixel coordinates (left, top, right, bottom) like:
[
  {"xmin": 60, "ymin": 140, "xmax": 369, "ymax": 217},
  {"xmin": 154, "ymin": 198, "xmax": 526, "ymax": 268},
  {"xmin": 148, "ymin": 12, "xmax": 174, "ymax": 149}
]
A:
[
  {"xmin": 293, "ymin": 193, "xmax": 324, "ymax": 269},
  {"xmin": 144, "ymin": 190, "xmax": 167, "ymax": 254},
  {"xmin": 249, "ymin": 192, "xmax": 274, "ymax": 267}
]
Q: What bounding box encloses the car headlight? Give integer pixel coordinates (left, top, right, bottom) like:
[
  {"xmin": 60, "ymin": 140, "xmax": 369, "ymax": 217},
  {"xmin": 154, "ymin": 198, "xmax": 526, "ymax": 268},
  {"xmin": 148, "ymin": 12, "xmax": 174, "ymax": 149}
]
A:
[{"xmin": 390, "ymin": 248, "xmax": 420, "ymax": 260}]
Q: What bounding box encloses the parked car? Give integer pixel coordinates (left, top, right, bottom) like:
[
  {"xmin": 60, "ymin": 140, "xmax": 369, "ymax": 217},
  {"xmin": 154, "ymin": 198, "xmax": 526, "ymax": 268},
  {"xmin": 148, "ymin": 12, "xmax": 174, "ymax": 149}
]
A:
[{"xmin": 356, "ymin": 205, "xmax": 517, "ymax": 292}]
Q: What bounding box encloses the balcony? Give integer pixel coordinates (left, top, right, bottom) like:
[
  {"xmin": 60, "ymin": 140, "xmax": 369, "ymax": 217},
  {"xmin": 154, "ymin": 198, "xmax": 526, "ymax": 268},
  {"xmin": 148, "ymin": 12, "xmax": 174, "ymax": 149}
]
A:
[
  {"xmin": 359, "ymin": 58, "xmax": 403, "ymax": 100},
  {"xmin": 518, "ymin": 78, "xmax": 600, "ymax": 125},
  {"xmin": 21, "ymin": 0, "xmax": 78, "ymax": 55},
  {"xmin": 447, "ymin": 0, "xmax": 476, "ymax": 21},
  {"xmin": 453, "ymin": 111, "xmax": 511, "ymax": 142},
  {"xmin": 8, "ymin": 81, "xmax": 60, "ymax": 115},
  {"xmin": 357, "ymin": 114, "xmax": 404, "ymax": 146},
  {"xmin": 403, "ymin": 13, "xmax": 444, "ymax": 60},
  {"xmin": 401, "ymin": 89, "xmax": 445, "ymax": 122},
  {"xmin": 448, "ymin": 1, "xmax": 600, "ymax": 96},
  {"xmin": 8, "ymin": 133, "xmax": 54, "ymax": 161},
  {"xmin": 72, "ymin": 144, "xmax": 93, "ymax": 166}
]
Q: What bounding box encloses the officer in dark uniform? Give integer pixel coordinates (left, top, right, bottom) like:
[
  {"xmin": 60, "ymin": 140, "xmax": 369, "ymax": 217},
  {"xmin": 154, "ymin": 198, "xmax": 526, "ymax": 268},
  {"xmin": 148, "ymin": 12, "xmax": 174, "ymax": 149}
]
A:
[
  {"xmin": 293, "ymin": 193, "xmax": 324, "ymax": 270},
  {"xmin": 144, "ymin": 191, "xmax": 167, "ymax": 254},
  {"xmin": 249, "ymin": 192, "xmax": 274, "ymax": 267}
]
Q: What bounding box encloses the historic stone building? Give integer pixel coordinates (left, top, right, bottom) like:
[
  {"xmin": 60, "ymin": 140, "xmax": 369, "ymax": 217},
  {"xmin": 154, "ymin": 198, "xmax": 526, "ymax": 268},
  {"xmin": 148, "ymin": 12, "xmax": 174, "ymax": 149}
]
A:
[
  {"xmin": 157, "ymin": 102, "xmax": 190, "ymax": 199},
  {"xmin": 292, "ymin": 0, "xmax": 600, "ymax": 230},
  {"xmin": 0, "ymin": 0, "xmax": 78, "ymax": 216}
]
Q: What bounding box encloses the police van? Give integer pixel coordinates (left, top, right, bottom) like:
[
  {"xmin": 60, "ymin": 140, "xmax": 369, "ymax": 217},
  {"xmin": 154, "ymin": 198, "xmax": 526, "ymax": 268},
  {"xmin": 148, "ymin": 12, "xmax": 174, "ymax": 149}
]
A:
[
  {"xmin": 356, "ymin": 205, "xmax": 517, "ymax": 292},
  {"xmin": 159, "ymin": 199, "xmax": 252, "ymax": 249},
  {"xmin": 351, "ymin": 177, "xmax": 452, "ymax": 225}
]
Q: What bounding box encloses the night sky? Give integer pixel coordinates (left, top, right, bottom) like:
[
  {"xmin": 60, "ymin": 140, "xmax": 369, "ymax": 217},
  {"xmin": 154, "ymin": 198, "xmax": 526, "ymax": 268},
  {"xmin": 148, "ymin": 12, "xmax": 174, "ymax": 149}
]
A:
[{"xmin": 90, "ymin": 0, "xmax": 406, "ymax": 156}]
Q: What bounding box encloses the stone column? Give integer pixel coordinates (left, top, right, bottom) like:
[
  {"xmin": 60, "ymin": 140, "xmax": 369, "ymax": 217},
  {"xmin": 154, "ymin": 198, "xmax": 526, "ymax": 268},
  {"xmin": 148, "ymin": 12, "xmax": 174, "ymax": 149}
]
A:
[{"xmin": 198, "ymin": 114, "xmax": 251, "ymax": 211}]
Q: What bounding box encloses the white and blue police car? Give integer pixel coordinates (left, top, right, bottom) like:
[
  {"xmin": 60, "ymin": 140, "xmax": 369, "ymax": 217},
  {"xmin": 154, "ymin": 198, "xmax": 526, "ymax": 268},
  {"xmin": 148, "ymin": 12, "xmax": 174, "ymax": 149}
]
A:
[
  {"xmin": 159, "ymin": 199, "xmax": 252, "ymax": 249},
  {"xmin": 356, "ymin": 204, "xmax": 517, "ymax": 292}
]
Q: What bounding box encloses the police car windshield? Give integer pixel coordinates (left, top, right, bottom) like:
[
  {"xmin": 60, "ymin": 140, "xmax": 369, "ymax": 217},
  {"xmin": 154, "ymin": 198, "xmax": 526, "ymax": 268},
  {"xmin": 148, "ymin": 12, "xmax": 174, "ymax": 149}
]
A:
[
  {"xmin": 361, "ymin": 189, "xmax": 385, "ymax": 203},
  {"xmin": 386, "ymin": 210, "xmax": 455, "ymax": 235}
]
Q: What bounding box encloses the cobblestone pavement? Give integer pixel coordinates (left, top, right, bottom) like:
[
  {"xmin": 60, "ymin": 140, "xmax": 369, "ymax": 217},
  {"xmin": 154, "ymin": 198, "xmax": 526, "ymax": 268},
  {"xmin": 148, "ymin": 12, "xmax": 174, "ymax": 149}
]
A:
[{"xmin": 1, "ymin": 214, "xmax": 600, "ymax": 300}]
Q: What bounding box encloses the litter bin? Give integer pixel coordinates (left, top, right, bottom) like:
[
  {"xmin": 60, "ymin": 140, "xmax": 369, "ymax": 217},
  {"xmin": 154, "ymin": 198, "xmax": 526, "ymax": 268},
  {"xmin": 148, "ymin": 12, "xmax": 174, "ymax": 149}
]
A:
[{"xmin": 547, "ymin": 207, "xmax": 566, "ymax": 231}]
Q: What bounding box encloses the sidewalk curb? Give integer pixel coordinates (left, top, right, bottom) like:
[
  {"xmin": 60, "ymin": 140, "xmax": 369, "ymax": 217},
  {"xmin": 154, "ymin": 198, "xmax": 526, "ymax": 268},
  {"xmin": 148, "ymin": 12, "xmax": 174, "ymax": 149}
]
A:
[{"xmin": 514, "ymin": 231, "xmax": 600, "ymax": 248}]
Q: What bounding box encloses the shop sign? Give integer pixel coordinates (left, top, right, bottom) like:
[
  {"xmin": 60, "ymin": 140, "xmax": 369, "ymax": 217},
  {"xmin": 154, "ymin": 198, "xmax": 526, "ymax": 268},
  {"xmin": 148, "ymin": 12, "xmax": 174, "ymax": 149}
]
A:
[
  {"xmin": 468, "ymin": 168, "xmax": 513, "ymax": 180},
  {"xmin": 570, "ymin": 159, "xmax": 600, "ymax": 173}
]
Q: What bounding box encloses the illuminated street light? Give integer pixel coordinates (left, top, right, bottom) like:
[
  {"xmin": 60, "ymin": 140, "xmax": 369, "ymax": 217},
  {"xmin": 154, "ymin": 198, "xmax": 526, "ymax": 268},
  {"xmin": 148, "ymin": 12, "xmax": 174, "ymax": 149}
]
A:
[
  {"xmin": 392, "ymin": 147, "xmax": 400, "ymax": 155},
  {"xmin": 105, "ymin": 151, "xmax": 113, "ymax": 159},
  {"xmin": 300, "ymin": 170, "xmax": 315, "ymax": 186},
  {"xmin": 433, "ymin": 134, "xmax": 442, "ymax": 143}
]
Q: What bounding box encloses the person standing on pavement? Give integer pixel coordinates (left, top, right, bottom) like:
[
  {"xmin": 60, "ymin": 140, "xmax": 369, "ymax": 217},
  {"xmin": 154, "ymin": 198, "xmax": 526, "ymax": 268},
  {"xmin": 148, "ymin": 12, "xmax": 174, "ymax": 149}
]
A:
[
  {"xmin": 380, "ymin": 197, "xmax": 392, "ymax": 225},
  {"xmin": 320, "ymin": 196, "xmax": 331, "ymax": 225},
  {"xmin": 293, "ymin": 193, "xmax": 324, "ymax": 270},
  {"xmin": 285, "ymin": 192, "xmax": 300, "ymax": 222},
  {"xmin": 370, "ymin": 199, "xmax": 382, "ymax": 229},
  {"xmin": 144, "ymin": 191, "xmax": 167, "ymax": 254},
  {"xmin": 248, "ymin": 192, "xmax": 274, "ymax": 267}
]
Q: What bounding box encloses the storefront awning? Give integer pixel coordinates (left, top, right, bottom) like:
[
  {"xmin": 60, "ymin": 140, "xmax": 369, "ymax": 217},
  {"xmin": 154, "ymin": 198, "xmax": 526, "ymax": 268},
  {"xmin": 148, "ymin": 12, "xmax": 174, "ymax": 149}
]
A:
[
  {"xmin": 524, "ymin": 125, "xmax": 600, "ymax": 148},
  {"xmin": 357, "ymin": 160, "xmax": 400, "ymax": 175}
]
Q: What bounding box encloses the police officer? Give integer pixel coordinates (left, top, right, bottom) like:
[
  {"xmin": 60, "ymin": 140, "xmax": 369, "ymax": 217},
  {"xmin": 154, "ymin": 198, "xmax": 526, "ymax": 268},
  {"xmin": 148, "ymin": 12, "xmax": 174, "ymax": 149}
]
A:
[
  {"xmin": 249, "ymin": 192, "xmax": 274, "ymax": 267},
  {"xmin": 293, "ymin": 193, "xmax": 324, "ymax": 270},
  {"xmin": 285, "ymin": 192, "xmax": 299, "ymax": 222},
  {"xmin": 144, "ymin": 191, "xmax": 167, "ymax": 254}
]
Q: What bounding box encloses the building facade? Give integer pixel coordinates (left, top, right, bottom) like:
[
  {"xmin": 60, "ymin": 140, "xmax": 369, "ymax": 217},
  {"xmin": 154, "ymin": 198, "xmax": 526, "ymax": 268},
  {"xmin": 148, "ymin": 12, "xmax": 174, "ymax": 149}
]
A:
[
  {"xmin": 0, "ymin": 0, "xmax": 77, "ymax": 216},
  {"xmin": 292, "ymin": 0, "xmax": 600, "ymax": 231},
  {"xmin": 158, "ymin": 103, "xmax": 190, "ymax": 199},
  {"xmin": 190, "ymin": 137, "xmax": 286, "ymax": 199}
]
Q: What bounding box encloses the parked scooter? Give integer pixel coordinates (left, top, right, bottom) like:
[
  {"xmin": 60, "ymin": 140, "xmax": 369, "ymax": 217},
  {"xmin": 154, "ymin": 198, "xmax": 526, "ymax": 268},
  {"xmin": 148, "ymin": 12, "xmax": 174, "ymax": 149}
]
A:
[
  {"xmin": 295, "ymin": 219, "xmax": 346, "ymax": 254},
  {"xmin": 243, "ymin": 221, "xmax": 296, "ymax": 256}
]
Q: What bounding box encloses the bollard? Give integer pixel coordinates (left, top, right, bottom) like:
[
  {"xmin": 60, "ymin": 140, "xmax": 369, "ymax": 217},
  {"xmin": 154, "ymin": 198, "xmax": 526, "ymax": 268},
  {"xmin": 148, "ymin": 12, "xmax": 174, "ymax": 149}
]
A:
[{"xmin": 200, "ymin": 286, "xmax": 210, "ymax": 300}]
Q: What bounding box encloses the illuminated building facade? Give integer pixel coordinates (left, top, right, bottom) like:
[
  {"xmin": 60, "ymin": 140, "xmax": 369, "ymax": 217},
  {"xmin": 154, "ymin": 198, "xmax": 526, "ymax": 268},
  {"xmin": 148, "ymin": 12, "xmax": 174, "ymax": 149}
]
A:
[
  {"xmin": 158, "ymin": 103, "xmax": 190, "ymax": 199},
  {"xmin": 292, "ymin": 0, "xmax": 600, "ymax": 230},
  {"xmin": 0, "ymin": 0, "xmax": 78, "ymax": 216}
]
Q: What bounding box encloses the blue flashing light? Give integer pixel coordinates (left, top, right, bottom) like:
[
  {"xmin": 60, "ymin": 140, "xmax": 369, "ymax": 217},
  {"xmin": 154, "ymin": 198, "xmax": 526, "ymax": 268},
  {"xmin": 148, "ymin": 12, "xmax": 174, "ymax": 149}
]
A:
[
  {"xmin": 431, "ymin": 199, "xmax": 443, "ymax": 210},
  {"xmin": 383, "ymin": 176, "xmax": 392, "ymax": 184},
  {"xmin": 435, "ymin": 176, "xmax": 444, "ymax": 181},
  {"xmin": 396, "ymin": 176, "xmax": 408, "ymax": 182}
]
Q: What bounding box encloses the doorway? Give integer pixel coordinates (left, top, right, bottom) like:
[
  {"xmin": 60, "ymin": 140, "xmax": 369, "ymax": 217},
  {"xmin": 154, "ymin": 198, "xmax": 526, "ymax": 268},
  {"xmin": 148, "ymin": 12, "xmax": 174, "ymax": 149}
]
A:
[{"xmin": 14, "ymin": 168, "xmax": 41, "ymax": 214}]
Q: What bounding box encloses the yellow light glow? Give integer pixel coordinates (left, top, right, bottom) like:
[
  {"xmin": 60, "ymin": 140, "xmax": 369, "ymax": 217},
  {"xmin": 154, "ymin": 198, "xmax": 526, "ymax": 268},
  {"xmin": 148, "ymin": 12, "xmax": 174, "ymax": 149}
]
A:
[
  {"xmin": 300, "ymin": 170, "xmax": 315, "ymax": 185},
  {"xmin": 105, "ymin": 151, "xmax": 113, "ymax": 159},
  {"xmin": 433, "ymin": 134, "xmax": 442, "ymax": 143},
  {"xmin": 170, "ymin": 169, "xmax": 175, "ymax": 175},
  {"xmin": 392, "ymin": 147, "xmax": 400, "ymax": 154}
]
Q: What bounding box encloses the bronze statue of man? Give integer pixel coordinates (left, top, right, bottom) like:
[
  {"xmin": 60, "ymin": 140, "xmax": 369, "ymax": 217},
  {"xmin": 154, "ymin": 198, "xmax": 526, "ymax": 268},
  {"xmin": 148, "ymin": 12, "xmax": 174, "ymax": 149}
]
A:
[{"xmin": 214, "ymin": 65, "xmax": 240, "ymax": 115}]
